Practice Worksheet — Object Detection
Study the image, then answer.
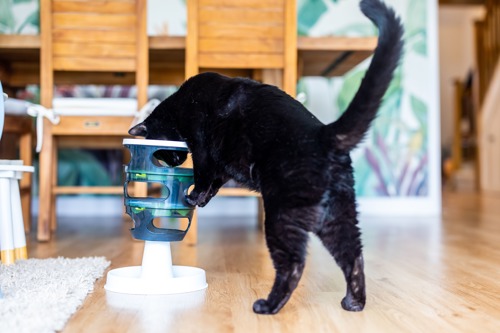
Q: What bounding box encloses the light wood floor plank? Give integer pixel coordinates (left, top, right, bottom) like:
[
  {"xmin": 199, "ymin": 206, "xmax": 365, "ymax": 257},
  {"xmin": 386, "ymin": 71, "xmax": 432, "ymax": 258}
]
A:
[{"xmin": 25, "ymin": 190, "xmax": 500, "ymax": 333}]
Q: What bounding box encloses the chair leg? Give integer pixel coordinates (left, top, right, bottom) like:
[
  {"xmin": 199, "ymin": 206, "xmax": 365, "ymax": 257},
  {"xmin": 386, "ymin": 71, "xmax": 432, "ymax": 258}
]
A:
[
  {"xmin": 185, "ymin": 209, "xmax": 198, "ymax": 246},
  {"xmin": 37, "ymin": 121, "xmax": 53, "ymax": 241},
  {"xmin": 133, "ymin": 182, "xmax": 148, "ymax": 198},
  {"xmin": 19, "ymin": 130, "xmax": 33, "ymax": 232},
  {"xmin": 257, "ymin": 196, "xmax": 265, "ymax": 231},
  {"xmin": 50, "ymin": 139, "xmax": 57, "ymax": 232},
  {"xmin": 11, "ymin": 176, "xmax": 28, "ymax": 260},
  {"xmin": 261, "ymin": 69, "xmax": 283, "ymax": 91}
]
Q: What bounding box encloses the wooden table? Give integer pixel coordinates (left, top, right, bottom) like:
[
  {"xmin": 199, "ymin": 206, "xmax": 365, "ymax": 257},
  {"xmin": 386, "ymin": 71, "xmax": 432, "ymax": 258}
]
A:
[
  {"xmin": 0, "ymin": 34, "xmax": 377, "ymax": 88},
  {"xmin": 0, "ymin": 33, "xmax": 376, "ymax": 241}
]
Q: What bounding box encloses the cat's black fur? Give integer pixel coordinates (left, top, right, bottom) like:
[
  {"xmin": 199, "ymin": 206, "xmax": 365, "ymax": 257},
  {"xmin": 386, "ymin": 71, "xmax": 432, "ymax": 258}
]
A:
[{"xmin": 130, "ymin": 0, "xmax": 403, "ymax": 315}]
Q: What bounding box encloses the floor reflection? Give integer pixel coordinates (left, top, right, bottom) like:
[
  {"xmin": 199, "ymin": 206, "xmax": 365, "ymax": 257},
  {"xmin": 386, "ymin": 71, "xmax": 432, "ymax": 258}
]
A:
[{"xmin": 106, "ymin": 289, "xmax": 207, "ymax": 331}]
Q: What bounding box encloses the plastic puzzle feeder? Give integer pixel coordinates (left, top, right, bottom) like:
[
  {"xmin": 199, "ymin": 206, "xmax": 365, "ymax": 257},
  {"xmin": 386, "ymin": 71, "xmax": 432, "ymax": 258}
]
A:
[{"xmin": 105, "ymin": 139, "xmax": 207, "ymax": 295}]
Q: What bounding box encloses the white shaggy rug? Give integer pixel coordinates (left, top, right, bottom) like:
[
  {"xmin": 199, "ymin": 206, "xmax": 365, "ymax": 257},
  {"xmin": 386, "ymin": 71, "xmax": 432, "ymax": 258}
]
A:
[{"xmin": 0, "ymin": 257, "xmax": 110, "ymax": 333}]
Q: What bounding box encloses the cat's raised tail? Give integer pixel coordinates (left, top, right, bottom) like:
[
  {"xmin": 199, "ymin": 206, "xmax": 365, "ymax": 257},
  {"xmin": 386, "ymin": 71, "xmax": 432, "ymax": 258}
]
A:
[{"xmin": 325, "ymin": 0, "xmax": 404, "ymax": 151}]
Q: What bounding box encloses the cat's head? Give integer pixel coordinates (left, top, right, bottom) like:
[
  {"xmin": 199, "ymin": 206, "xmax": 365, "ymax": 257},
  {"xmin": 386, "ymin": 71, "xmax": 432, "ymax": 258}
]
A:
[{"xmin": 129, "ymin": 112, "xmax": 188, "ymax": 167}]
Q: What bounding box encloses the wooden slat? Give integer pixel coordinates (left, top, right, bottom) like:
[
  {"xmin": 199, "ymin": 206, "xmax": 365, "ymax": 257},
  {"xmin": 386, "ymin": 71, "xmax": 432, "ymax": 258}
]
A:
[
  {"xmin": 148, "ymin": 36, "xmax": 185, "ymax": 49},
  {"xmin": 53, "ymin": 56, "xmax": 135, "ymax": 71},
  {"xmin": 53, "ymin": 186, "xmax": 123, "ymax": 195},
  {"xmin": 53, "ymin": 0, "xmax": 136, "ymax": 14},
  {"xmin": 53, "ymin": 42, "xmax": 136, "ymax": 58},
  {"xmin": 199, "ymin": 38, "xmax": 283, "ymax": 53},
  {"xmin": 8, "ymin": 62, "xmax": 40, "ymax": 86},
  {"xmin": 198, "ymin": 8, "xmax": 284, "ymax": 25},
  {"xmin": 199, "ymin": 53, "xmax": 283, "ymax": 69},
  {"xmin": 53, "ymin": 13, "xmax": 136, "ymax": 30},
  {"xmin": 298, "ymin": 36, "xmax": 377, "ymax": 51},
  {"xmin": 200, "ymin": 0, "xmax": 284, "ymax": 8},
  {"xmin": 0, "ymin": 35, "xmax": 39, "ymax": 48},
  {"xmin": 218, "ymin": 187, "xmax": 260, "ymax": 197},
  {"xmin": 40, "ymin": 0, "xmax": 54, "ymax": 108},
  {"xmin": 52, "ymin": 29, "xmax": 136, "ymax": 43},
  {"xmin": 57, "ymin": 136, "xmax": 126, "ymax": 148},
  {"xmin": 135, "ymin": 0, "xmax": 148, "ymax": 108},
  {"xmin": 51, "ymin": 116, "xmax": 134, "ymax": 136},
  {"xmin": 283, "ymin": 0, "xmax": 297, "ymax": 97},
  {"xmin": 199, "ymin": 23, "xmax": 284, "ymax": 39},
  {"xmin": 149, "ymin": 68, "xmax": 185, "ymax": 86},
  {"xmin": 55, "ymin": 71, "xmax": 135, "ymax": 85},
  {"xmin": 185, "ymin": 0, "xmax": 199, "ymax": 79}
]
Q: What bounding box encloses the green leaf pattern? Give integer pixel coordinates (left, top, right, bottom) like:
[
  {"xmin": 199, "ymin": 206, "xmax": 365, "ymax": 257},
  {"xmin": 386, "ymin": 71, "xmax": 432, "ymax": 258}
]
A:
[
  {"xmin": 299, "ymin": 0, "xmax": 430, "ymax": 197},
  {"xmin": 0, "ymin": 0, "xmax": 39, "ymax": 34}
]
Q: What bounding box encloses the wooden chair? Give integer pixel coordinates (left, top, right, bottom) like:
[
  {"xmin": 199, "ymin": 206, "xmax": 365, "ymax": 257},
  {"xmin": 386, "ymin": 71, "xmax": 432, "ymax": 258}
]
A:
[
  {"xmin": 185, "ymin": 0, "xmax": 298, "ymax": 239},
  {"xmin": 186, "ymin": 0, "xmax": 297, "ymax": 96},
  {"xmin": 37, "ymin": 0, "xmax": 149, "ymax": 241}
]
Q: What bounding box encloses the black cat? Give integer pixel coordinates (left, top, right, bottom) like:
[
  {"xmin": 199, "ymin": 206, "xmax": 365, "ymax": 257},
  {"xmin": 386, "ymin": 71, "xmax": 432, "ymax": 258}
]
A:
[{"xmin": 130, "ymin": 0, "xmax": 403, "ymax": 315}]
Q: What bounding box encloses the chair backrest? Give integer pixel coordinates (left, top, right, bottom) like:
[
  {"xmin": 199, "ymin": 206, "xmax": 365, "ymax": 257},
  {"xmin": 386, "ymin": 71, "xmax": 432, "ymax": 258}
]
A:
[
  {"xmin": 186, "ymin": 0, "xmax": 297, "ymax": 96},
  {"xmin": 40, "ymin": 0, "xmax": 148, "ymax": 108}
]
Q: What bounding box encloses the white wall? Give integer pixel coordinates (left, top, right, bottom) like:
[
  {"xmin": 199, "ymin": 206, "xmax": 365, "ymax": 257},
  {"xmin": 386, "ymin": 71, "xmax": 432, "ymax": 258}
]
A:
[{"xmin": 438, "ymin": 5, "xmax": 485, "ymax": 149}]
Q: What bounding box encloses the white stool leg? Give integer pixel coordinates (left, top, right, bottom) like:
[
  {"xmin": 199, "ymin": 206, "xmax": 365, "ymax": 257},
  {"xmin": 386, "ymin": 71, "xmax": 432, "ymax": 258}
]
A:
[
  {"xmin": 11, "ymin": 175, "xmax": 27, "ymax": 260},
  {"xmin": 0, "ymin": 176, "xmax": 15, "ymax": 265}
]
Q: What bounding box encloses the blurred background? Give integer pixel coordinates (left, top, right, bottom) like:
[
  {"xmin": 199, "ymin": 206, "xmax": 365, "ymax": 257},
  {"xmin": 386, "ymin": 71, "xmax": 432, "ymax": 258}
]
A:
[{"xmin": 1, "ymin": 0, "xmax": 497, "ymax": 222}]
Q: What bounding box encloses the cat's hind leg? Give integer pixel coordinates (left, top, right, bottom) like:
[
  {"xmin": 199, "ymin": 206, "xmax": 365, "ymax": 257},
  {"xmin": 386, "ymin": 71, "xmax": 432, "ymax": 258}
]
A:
[
  {"xmin": 253, "ymin": 207, "xmax": 310, "ymax": 315},
  {"xmin": 315, "ymin": 198, "xmax": 366, "ymax": 311}
]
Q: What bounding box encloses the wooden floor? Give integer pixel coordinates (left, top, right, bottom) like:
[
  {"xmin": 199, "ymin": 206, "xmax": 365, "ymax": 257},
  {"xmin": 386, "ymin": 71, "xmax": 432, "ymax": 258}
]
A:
[{"xmin": 26, "ymin": 190, "xmax": 500, "ymax": 333}]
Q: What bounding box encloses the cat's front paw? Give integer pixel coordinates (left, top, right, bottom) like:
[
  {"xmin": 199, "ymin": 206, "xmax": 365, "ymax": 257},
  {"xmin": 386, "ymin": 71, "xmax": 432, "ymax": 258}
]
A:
[
  {"xmin": 253, "ymin": 299, "xmax": 281, "ymax": 315},
  {"xmin": 185, "ymin": 193, "xmax": 198, "ymax": 207},
  {"xmin": 185, "ymin": 190, "xmax": 211, "ymax": 207}
]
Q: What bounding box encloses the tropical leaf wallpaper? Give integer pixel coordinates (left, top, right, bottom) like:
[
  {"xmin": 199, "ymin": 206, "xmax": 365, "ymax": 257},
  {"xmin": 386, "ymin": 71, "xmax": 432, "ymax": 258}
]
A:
[
  {"xmin": 297, "ymin": 0, "xmax": 435, "ymax": 198},
  {"xmin": 0, "ymin": 0, "xmax": 39, "ymax": 34},
  {"xmin": 1, "ymin": 0, "xmax": 439, "ymax": 203}
]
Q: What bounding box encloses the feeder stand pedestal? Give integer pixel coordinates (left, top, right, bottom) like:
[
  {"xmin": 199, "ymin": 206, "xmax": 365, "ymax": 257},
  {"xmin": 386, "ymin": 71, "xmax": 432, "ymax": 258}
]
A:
[{"xmin": 104, "ymin": 139, "xmax": 207, "ymax": 295}]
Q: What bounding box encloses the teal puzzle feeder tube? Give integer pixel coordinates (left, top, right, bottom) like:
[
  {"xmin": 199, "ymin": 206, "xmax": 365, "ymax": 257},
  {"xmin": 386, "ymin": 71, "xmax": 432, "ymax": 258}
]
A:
[{"xmin": 123, "ymin": 139, "xmax": 194, "ymax": 242}]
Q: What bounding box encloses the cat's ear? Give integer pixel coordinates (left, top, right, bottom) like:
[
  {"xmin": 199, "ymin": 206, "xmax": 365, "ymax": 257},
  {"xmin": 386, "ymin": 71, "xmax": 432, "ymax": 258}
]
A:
[{"xmin": 129, "ymin": 123, "xmax": 148, "ymax": 137}]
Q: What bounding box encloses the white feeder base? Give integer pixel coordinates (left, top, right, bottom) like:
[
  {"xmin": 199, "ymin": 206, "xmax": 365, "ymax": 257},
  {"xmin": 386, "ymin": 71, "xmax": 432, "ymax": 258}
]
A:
[
  {"xmin": 105, "ymin": 265, "xmax": 207, "ymax": 295},
  {"xmin": 105, "ymin": 241, "xmax": 207, "ymax": 295}
]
